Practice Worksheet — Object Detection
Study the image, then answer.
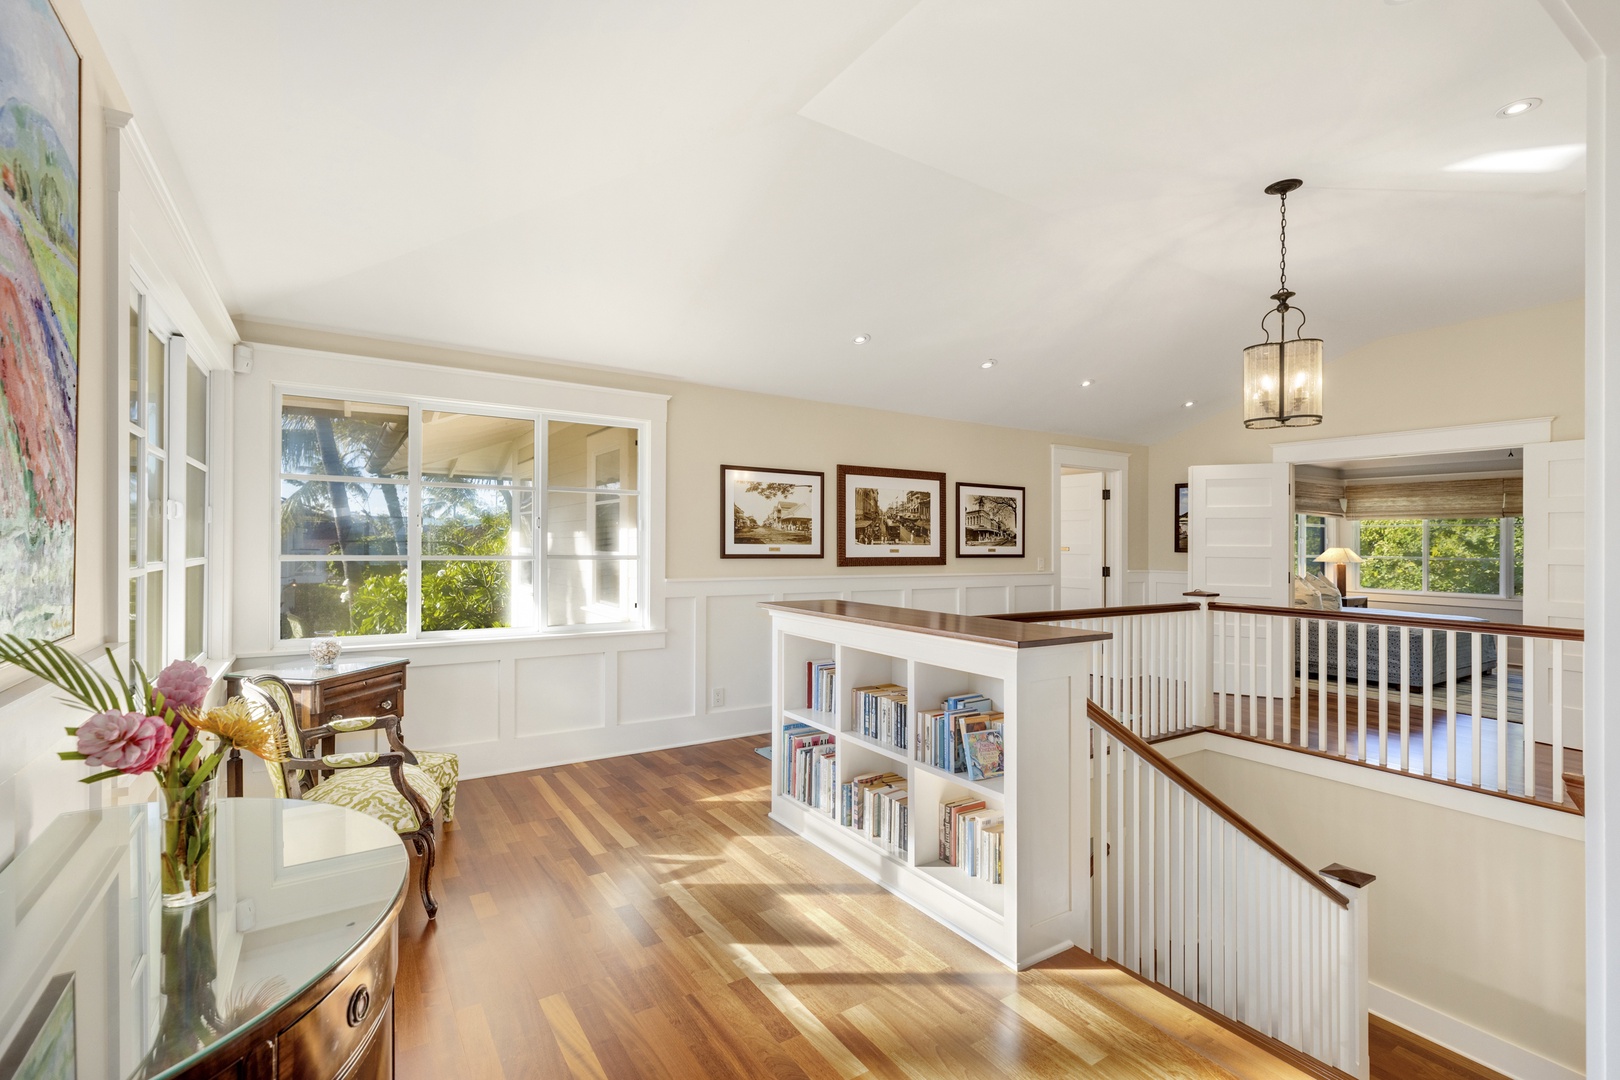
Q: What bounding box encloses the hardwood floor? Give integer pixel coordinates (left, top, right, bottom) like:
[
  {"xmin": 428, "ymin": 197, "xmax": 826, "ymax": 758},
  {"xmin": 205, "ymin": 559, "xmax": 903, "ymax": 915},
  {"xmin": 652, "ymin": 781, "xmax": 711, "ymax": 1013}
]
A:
[
  {"xmin": 1369, "ymin": 1017, "xmax": 1512, "ymax": 1080},
  {"xmin": 394, "ymin": 736, "xmax": 1495, "ymax": 1079}
]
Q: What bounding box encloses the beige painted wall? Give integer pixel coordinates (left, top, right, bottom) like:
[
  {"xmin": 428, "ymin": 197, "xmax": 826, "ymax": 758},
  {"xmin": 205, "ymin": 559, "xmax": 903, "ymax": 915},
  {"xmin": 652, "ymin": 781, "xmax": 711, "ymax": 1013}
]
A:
[
  {"xmin": 1148, "ymin": 300, "xmax": 1584, "ymax": 572},
  {"xmin": 1175, "ymin": 746, "xmax": 1585, "ymax": 1073},
  {"xmin": 236, "ymin": 320, "xmax": 1150, "ymax": 579}
]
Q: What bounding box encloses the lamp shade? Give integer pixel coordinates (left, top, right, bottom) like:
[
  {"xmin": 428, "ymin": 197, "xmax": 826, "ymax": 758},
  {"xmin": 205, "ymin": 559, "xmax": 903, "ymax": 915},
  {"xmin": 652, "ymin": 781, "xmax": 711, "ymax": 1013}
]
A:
[
  {"xmin": 1314, "ymin": 547, "xmax": 1362, "ymax": 565},
  {"xmin": 1243, "ymin": 337, "xmax": 1324, "ymax": 429}
]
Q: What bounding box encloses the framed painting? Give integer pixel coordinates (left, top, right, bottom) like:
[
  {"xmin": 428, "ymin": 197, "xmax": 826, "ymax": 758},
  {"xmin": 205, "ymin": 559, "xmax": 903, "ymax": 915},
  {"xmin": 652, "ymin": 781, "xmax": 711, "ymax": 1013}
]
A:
[
  {"xmin": 955, "ymin": 482, "xmax": 1024, "ymax": 558},
  {"xmin": 1174, "ymin": 482, "xmax": 1190, "ymax": 554},
  {"xmin": 0, "ymin": 0, "xmax": 81, "ymax": 640},
  {"xmin": 0, "ymin": 973, "xmax": 75, "ymax": 1080},
  {"xmin": 836, "ymin": 465, "xmax": 946, "ymax": 567},
  {"xmin": 721, "ymin": 465, "xmax": 824, "ymax": 558}
]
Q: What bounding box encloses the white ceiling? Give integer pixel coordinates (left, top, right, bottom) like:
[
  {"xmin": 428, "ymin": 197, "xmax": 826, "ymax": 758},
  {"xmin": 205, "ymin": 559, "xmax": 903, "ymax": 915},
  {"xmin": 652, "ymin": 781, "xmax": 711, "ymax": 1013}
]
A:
[{"xmin": 82, "ymin": 0, "xmax": 1585, "ymax": 443}]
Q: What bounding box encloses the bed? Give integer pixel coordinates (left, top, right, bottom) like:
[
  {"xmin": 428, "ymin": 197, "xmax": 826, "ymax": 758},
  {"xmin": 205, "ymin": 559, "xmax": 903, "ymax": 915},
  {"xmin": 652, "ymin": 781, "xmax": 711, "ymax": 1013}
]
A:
[{"xmin": 1295, "ymin": 608, "xmax": 1498, "ymax": 689}]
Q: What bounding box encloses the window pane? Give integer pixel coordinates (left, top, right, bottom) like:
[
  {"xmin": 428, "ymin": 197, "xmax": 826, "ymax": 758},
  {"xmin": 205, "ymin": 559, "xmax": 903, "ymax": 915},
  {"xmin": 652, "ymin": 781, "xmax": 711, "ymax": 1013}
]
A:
[
  {"xmin": 1357, "ymin": 519, "xmax": 1421, "ymax": 591},
  {"xmin": 281, "ymin": 396, "xmax": 409, "ymax": 478},
  {"xmin": 142, "ymin": 570, "xmax": 163, "ymax": 672},
  {"xmin": 546, "ymin": 493, "xmax": 637, "ymax": 555},
  {"xmin": 280, "ymin": 480, "xmax": 408, "ymax": 556},
  {"xmin": 421, "ymin": 560, "xmax": 527, "ymax": 631},
  {"xmin": 146, "ymin": 330, "xmax": 165, "ymax": 448},
  {"xmin": 128, "ymin": 302, "xmax": 140, "ymax": 425},
  {"xmin": 422, "ymin": 486, "xmax": 532, "ymax": 555},
  {"xmin": 1514, "ymin": 518, "xmax": 1524, "ymax": 597},
  {"xmin": 546, "ymin": 559, "xmax": 636, "ymax": 627},
  {"xmin": 185, "ymin": 564, "xmax": 205, "ymax": 658},
  {"xmin": 1428, "ymin": 559, "xmax": 1499, "ymax": 594},
  {"xmin": 547, "ymin": 422, "xmax": 638, "ymax": 490},
  {"xmin": 1303, "ymin": 523, "xmax": 1327, "ymax": 565},
  {"xmin": 145, "ymin": 452, "xmax": 164, "ymax": 562},
  {"xmin": 279, "ymin": 560, "xmax": 406, "ymax": 638},
  {"xmin": 128, "ymin": 577, "xmax": 138, "ymax": 652},
  {"xmin": 187, "ymin": 362, "xmax": 208, "ymax": 462},
  {"xmin": 186, "ymin": 466, "xmax": 207, "ymax": 559},
  {"xmin": 1428, "ymin": 518, "xmax": 1500, "ymax": 595},
  {"xmin": 129, "ymin": 435, "xmax": 140, "ymax": 566},
  {"xmin": 421, "ymin": 411, "xmax": 534, "ymax": 486}
]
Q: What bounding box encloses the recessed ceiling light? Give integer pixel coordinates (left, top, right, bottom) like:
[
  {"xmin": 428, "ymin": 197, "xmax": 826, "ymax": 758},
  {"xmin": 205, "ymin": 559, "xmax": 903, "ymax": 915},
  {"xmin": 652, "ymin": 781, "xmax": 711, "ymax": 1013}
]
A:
[
  {"xmin": 852, "ymin": 333, "xmax": 871, "ymax": 345},
  {"xmin": 1184, "ymin": 400, "xmax": 1196, "ymax": 408},
  {"xmin": 1496, "ymin": 97, "xmax": 1542, "ymax": 118},
  {"xmin": 1444, "ymin": 143, "xmax": 1584, "ymax": 174},
  {"xmin": 980, "ymin": 359, "xmax": 998, "ymax": 369},
  {"xmin": 1080, "ymin": 379, "xmax": 1094, "ymax": 387}
]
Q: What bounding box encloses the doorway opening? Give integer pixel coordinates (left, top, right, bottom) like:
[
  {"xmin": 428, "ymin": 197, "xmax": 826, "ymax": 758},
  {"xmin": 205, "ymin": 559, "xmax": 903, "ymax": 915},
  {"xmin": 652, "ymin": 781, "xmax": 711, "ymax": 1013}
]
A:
[{"xmin": 1052, "ymin": 446, "xmax": 1128, "ymax": 610}]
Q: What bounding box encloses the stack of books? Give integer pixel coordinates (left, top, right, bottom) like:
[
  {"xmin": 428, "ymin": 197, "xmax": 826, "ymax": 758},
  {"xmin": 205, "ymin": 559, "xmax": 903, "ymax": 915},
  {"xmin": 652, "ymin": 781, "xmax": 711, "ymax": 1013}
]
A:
[
  {"xmin": 843, "ymin": 771, "xmax": 908, "ymax": 854},
  {"xmin": 782, "ymin": 722, "xmax": 835, "ymax": 810},
  {"xmin": 915, "ymin": 693, "xmax": 1004, "ymax": 777},
  {"xmin": 805, "ymin": 659, "xmax": 836, "ymax": 714},
  {"xmin": 940, "ymin": 796, "xmax": 1003, "ymax": 883},
  {"xmin": 852, "ymin": 683, "xmax": 909, "ymax": 751}
]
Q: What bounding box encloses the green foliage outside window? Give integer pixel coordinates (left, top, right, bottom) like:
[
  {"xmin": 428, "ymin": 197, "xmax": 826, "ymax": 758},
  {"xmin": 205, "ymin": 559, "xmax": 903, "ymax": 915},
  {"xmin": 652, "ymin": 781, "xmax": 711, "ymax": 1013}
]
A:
[
  {"xmin": 1356, "ymin": 517, "xmax": 1523, "ymax": 596},
  {"xmin": 1357, "ymin": 519, "xmax": 1423, "ymax": 591}
]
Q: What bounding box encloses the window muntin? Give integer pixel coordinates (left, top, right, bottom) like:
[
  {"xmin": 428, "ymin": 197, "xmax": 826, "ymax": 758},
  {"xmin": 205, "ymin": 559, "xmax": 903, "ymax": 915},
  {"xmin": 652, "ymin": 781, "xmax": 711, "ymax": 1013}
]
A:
[
  {"xmin": 277, "ymin": 399, "xmax": 643, "ymax": 640},
  {"xmin": 1354, "ymin": 517, "xmax": 1524, "ymax": 598}
]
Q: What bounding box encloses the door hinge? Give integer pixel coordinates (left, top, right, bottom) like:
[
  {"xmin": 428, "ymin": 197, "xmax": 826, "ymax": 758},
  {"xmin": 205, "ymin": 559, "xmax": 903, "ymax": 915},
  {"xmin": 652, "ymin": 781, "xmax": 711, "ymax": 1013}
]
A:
[
  {"xmin": 1101, "ymin": 488, "xmax": 1112, "ymax": 501},
  {"xmin": 1102, "ymin": 565, "xmax": 1112, "ymax": 578}
]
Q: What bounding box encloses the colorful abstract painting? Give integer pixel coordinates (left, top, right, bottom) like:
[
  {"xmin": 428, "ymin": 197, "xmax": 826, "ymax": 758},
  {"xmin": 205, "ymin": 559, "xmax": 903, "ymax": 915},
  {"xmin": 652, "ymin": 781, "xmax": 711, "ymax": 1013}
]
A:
[{"xmin": 0, "ymin": 0, "xmax": 78, "ymax": 640}]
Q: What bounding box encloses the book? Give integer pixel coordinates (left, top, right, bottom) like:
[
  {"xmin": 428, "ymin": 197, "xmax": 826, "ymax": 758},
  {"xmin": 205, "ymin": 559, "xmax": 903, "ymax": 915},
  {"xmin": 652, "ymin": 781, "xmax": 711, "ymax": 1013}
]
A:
[
  {"xmin": 806, "ymin": 659, "xmax": 836, "ymax": 713},
  {"xmin": 964, "ymin": 729, "xmax": 1004, "ymax": 781},
  {"xmin": 939, "ymin": 797, "xmax": 986, "ymax": 863}
]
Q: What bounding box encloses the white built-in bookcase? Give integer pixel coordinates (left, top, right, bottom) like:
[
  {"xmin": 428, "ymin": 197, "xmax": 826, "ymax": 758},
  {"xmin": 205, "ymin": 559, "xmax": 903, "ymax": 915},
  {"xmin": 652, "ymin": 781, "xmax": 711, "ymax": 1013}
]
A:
[{"xmin": 764, "ymin": 600, "xmax": 1105, "ymax": 969}]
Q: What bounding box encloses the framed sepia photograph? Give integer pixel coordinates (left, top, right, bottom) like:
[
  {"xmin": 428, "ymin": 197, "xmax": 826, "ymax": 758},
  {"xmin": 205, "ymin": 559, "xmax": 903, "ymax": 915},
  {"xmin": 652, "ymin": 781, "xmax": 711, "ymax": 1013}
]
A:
[
  {"xmin": 1174, "ymin": 482, "xmax": 1190, "ymax": 554},
  {"xmin": 721, "ymin": 466, "xmax": 824, "ymax": 558},
  {"xmin": 955, "ymin": 483, "xmax": 1025, "ymax": 558},
  {"xmin": 837, "ymin": 465, "xmax": 946, "ymax": 567}
]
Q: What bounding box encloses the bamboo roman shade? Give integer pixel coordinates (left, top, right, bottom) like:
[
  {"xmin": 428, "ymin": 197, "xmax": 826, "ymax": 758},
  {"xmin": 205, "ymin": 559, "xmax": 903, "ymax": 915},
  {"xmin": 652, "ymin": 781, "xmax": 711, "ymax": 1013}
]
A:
[
  {"xmin": 1295, "ymin": 477, "xmax": 1346, "ymax": 517},
  {"xmin": 1341, "ymin": 477, "xmax": 1522, "ymax": 520}
]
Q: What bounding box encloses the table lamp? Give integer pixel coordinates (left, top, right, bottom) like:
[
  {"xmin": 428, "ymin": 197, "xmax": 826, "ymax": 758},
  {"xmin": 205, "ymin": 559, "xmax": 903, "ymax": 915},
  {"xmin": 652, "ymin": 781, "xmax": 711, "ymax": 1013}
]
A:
[{"xmin": 1314, "ymin": 547, "xmax": 1362, "ymax": 595}]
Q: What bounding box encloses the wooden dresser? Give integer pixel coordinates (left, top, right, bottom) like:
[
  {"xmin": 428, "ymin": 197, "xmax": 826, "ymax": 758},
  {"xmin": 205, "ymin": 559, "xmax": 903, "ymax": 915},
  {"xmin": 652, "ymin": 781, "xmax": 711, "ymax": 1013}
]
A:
[{"xmin": 226, "ymin": 657, "xmax": 410, "ymax": 775}]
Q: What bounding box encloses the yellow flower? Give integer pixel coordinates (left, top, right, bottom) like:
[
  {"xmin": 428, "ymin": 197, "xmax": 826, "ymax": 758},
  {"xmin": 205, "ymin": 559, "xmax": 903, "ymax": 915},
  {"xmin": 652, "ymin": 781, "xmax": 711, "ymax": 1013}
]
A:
[{"xmin": 187, "ymin": 698, "xmax": 286, "ymax": 762}]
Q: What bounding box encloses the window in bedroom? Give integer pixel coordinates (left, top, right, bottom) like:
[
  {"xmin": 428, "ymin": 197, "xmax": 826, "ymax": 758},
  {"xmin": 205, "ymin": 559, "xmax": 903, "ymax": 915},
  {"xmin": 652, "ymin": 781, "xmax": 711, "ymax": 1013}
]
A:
[
  {"xmin": 1294, "ymin": 513, "xmax": 1329, "ymax": 578},
  {"xmin": 127, "ymin": 284, "xmax": 212, "ymax": 666},
  {"xmin": 277, "ymin": 396, "xmax": 644, "ymax": 640},
  {"xmin": 1354, "ymin": 517, "xmax": 1524, "ymax": 598}
]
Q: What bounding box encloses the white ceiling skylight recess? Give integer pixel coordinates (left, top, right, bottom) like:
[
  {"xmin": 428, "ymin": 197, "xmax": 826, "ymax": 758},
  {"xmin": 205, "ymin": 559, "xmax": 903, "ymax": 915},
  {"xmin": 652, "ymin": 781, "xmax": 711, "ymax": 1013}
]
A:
[{"xmin": 1444, "ymin": 144, "xmax": 1586, "ymax": 173}]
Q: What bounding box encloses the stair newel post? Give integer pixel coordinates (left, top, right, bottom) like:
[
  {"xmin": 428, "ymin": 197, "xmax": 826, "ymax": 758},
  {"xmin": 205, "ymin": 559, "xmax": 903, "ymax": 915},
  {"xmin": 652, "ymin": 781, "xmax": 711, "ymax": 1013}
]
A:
[
  {"xmin": 1322, "ymin": 863, "xmax": 1375, "ymax": 1080},
  {"xmin": 1185, "ymin": 591, "xmax": 1220, "ymax": 729}
]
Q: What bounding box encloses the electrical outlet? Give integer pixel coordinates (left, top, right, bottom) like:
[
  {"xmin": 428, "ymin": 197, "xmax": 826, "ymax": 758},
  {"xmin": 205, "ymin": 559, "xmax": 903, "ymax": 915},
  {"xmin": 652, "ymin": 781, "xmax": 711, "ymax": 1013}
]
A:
[
  {"xmin": 711, "ymin": 687, "xmax": 726, "ymax": 709},
  {"xmin": 1037, "ymin": 556, "xmax": 1046, "ymax": 571}
]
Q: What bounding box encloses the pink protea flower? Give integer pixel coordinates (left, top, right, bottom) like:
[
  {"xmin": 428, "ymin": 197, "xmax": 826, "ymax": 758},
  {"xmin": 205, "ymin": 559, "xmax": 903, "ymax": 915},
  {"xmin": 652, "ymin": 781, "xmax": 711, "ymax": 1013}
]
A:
[
  {"xmin": 76, "ymin": 712, "xmax": 175, "ymax": 774},
  {"xmin": 152, "ymin": 659, "xmax": 210, "ymax": 713}
]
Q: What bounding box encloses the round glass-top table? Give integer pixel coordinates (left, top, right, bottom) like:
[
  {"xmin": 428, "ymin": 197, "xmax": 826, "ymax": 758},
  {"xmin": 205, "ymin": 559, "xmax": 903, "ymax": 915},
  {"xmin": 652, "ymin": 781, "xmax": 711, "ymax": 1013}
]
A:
[{"xmin": 0, "ymin": 798, "xmax": 408, "ymax": 1079}]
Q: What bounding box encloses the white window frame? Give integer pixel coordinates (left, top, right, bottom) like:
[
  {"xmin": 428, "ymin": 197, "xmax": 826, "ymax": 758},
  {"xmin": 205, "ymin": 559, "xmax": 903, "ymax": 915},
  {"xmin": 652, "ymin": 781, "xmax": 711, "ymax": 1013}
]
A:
[
  {"xmin": 1293, "ymin": 512, "xmax": 1338, "ymax": 579},
  {"xmin": 1351, "ymin": 517, "xmax": 1522, "ymax": 600},
  {"xmin": 127, "ymin": 277, "xmax": 212, "ymax": 666},
  {"xmin": 273, "ymin": 385, "xmax": 651, "ymax": 644}
]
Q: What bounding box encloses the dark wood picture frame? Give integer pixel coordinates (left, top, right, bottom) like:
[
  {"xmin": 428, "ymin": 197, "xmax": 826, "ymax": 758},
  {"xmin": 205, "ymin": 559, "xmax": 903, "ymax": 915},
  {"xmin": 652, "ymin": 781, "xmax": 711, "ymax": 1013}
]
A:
[
  {"xmin": 954, "ymin": 482, "xmax": 1025, "ymax": 558},
  {"xmin": 1174, "ymin": 482, "xmax": 1190, "ymax": 554},
  {"xmin": 720, "ymin": 465, "xmax": 825, "ymax": 559},
  {"xmin": 836, "ymin": 465, "xmax": 947, "ymax": 567}
]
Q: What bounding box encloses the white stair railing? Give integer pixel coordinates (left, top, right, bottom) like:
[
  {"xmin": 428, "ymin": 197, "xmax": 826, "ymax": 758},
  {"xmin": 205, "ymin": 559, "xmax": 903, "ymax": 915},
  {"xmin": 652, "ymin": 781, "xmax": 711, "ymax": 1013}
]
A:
[{"xmin": 1087, "ymin": 699, "xmax": 1372, "ymax": 1078}]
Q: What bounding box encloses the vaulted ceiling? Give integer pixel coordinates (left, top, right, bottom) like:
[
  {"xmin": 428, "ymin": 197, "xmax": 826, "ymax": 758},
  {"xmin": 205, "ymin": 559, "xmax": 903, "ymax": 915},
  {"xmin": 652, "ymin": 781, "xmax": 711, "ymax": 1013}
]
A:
[{"xmin": 83, "ymin": 0, "xmax": 1585, "ymax": 443}]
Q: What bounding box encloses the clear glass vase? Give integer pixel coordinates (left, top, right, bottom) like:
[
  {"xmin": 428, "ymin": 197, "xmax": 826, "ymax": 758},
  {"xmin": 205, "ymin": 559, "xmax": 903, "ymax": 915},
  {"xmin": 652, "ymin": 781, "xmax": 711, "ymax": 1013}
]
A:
[{"xmin": 157, "ymin": 773, "xmax": 220, "ymax": 907}]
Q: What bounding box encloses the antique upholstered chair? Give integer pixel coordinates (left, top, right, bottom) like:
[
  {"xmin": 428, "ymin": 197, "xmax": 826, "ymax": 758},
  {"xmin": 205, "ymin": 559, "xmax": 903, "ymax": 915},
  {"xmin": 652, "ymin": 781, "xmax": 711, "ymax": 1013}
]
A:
[{"xmin": 238, "ymin": 674, "xmax": 450, "ymax": 917}]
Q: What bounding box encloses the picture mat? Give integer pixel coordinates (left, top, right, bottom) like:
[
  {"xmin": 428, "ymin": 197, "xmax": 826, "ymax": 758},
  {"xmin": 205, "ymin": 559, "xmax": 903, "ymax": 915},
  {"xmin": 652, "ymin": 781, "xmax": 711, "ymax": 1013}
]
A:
[{"xmin": 955, "ymin": 482, "xmax": 1025, "ymax": 558}]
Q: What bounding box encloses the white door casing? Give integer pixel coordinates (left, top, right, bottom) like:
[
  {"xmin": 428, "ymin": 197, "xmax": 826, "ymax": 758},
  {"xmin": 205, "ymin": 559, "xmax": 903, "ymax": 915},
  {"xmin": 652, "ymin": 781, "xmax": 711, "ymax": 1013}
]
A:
[
  {"xmin": 1188, "ymin": 463, "xmax": 1294, "ymax": 695},
  {"xmin": 1523, "ymin": 440, "xmax": 1584, "ymax": 750},
  {"xmin": 1060, "ymin": 471, "xmax": 1104, "ymax": 609}
]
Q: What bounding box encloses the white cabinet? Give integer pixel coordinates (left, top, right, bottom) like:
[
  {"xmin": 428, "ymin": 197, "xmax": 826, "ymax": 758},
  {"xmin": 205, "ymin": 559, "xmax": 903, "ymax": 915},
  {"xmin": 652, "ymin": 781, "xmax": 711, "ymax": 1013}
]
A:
[{"xmin": 764, "ymin": 600, "xmax": 1106, "ymax": 969}]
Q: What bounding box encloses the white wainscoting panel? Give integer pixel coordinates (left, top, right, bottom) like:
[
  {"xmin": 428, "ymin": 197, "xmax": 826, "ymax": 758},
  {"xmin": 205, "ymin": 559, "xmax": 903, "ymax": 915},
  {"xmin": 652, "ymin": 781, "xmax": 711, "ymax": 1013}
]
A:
[
  {"xmin": 517, "ymin": 654, "xmax": 606, "ymax": 736},
  {"xmin": 850, "ymin": 588, "xmax": 905, "ymax": 606},
  {"xmin": 705, "ymin": 592, "xmax": 775, "ymax": 712},
  {"xmin": 413, "ymin": 660, "xmax": 503, "ymax": 747},
  {"xmin": 619, "ymin": 596, "xmax": 696, "ymax": 724},
  {"xmin": 909, "ymin": 588, "xmax": 959, "ymax": 613},
  {"xmin": 965, "ymin": 585, "xmax": 1012, "ymax": 614}
]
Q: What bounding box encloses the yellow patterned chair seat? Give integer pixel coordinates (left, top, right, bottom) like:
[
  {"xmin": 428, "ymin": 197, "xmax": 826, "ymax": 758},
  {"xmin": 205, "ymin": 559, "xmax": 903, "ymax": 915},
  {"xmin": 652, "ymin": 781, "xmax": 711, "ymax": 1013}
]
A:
[
  {"xmin": 326, "ymin": 718, "xmax": 459, "ymax": 821},
  {"xmin": 305, "ymin": 756, "xmax": 445, "ymax": 833}
]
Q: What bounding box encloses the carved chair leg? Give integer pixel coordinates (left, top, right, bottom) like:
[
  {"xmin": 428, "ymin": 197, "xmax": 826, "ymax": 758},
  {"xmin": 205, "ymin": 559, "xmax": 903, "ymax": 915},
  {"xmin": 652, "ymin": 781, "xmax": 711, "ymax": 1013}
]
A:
[{"xmin": 411, "ymin": 831, "xmax": 439, "ymax": 919}]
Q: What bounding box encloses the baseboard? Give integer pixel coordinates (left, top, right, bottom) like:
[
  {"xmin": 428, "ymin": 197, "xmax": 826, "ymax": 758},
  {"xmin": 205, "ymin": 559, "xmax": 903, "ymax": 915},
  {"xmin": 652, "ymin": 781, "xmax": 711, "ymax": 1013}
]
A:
[{"xmin": 1368, "ymin": 984, "xmax": 1582, "ymax": 1080}]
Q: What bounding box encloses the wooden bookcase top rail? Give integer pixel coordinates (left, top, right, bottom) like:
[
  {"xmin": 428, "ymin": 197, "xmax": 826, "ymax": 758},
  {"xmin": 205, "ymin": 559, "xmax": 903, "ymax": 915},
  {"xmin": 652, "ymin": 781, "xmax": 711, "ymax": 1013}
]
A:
[{"xmin": 760, "ymin": 600, "xmax": 1113, "ymax": 649}]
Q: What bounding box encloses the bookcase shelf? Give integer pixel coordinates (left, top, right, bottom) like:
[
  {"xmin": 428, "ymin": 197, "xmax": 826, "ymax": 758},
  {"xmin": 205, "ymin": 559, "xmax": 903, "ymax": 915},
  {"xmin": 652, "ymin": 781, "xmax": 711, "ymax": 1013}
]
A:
[{"xmin": 765, "ymin": 599, "xmax": 1106, "ymax": 970}]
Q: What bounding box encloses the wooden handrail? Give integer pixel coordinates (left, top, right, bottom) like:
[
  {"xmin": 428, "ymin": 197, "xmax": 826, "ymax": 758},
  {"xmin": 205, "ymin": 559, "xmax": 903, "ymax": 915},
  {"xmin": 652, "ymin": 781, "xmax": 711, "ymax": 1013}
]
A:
[
  {"xmin": 990, "ymin": 602, "xmax": 1199, "ymax": 623},
  {"xmin": 1207, "ymin": 601, "xmax": 1584, "ymax": 642},
  {"xmin": 1086, "ymin": 699, "xmax": 1350, "ymax": 908}
]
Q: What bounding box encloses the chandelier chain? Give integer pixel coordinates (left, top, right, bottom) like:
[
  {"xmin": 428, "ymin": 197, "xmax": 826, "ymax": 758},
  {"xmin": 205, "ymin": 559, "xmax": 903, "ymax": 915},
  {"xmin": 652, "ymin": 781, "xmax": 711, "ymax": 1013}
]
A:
[{"xmin": 1278, "ymin": 190, "xmax": 1288, "ymax": 295}]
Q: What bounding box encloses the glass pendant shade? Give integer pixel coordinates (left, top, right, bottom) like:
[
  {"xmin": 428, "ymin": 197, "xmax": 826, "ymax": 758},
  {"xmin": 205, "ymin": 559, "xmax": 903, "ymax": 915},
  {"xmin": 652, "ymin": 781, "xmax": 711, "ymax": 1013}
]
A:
[{"xmin": 1243, "ymin": 336, "xmax": 1323, "ymax": 429}]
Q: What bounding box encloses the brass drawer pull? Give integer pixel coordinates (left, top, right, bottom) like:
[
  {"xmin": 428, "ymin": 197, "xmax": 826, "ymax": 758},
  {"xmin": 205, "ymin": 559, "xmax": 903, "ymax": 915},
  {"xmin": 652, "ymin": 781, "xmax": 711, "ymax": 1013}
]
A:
[
  {"xmin": 379, "ymin": 698, "xmax": 394, "ymax": 712},
  {"xmin": 347, "ymin": 985, "xmax": 371, "ymax": 1027}
]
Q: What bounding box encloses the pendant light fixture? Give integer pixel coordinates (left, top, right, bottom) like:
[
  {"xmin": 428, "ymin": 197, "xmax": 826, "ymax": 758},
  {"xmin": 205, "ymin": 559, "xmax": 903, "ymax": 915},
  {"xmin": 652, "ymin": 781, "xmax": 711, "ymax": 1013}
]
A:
[{"xmin": 1243, "ymin": 179, "xmax": 1323, "ymax": 429}]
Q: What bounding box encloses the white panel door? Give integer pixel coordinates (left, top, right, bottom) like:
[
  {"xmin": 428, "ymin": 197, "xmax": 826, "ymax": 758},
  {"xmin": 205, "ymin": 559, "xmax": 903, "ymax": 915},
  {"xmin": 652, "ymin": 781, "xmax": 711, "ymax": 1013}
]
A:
[
  {"xmin": 1188, "ymin": 464, "xmax": 1293, "ymax": 695},
  {"xmin": 1523, "ymin": 440, "xmax": 1584, "ymax": 749},
  {"xmin": 1060, "ymin": 472, "xmax": 1104, "ymax": 609}
]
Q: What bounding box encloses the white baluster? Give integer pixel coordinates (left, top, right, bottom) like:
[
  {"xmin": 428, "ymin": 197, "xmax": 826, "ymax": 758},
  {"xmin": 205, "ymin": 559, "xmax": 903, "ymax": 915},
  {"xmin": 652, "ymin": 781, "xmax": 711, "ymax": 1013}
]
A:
[
  {"xmin": 1356, "ymin": 622, "xmax": 1367, "ymax": 764},
  {"xmin": 1523, "ymin": 636, "xmax": 1537, "ymax": 800},
  {"xmin": 1445, "ymin": 631, "xmax": 1457, "ymax": 783},
  {"xmin": 1336, "ymin": 617, "xmax": 1347, "ymax": 757},
  {"xmin": 1553, "ymin": 638, "xmax": 1565, "ymax": 805},
  {"xmin": 1422, "ymin": 630, "xmax": 1434, "ymax": 778},
  {"xmin": 1471, "ymin": 631, "xmax": 1483, "ymax": 788},
  {"xmin": 1399, "ymin": 627, "xmax": 1411, "ymax": 772},
  {"xmin": 1265, "ymin": 617, "xmax": 1276, "ymax": 741},
  {"xmin": 1495, "ymin": 633, "xmax": 1509, "ymax": 792}
]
